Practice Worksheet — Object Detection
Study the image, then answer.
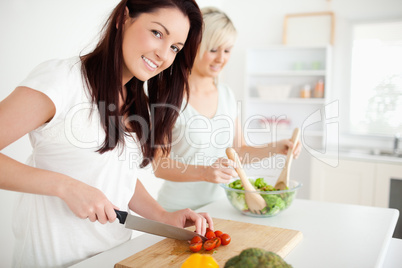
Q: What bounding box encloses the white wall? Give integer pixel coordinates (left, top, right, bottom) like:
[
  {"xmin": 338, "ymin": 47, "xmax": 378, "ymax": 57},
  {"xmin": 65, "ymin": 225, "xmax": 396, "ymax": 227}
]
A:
[
  {"xmin": 1, "ymin": 0, "xmax": 401, "ymax": 266},
  {"xmin": 215, "ymin": 0, "xmax": 402, "ymax": 148}
]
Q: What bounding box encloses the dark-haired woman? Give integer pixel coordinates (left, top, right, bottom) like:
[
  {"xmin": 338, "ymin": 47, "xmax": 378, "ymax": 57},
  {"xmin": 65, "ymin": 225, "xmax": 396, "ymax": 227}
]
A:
[{"xmin": 0, "ymin": 0, "xmax": 210, "ymax": 266}]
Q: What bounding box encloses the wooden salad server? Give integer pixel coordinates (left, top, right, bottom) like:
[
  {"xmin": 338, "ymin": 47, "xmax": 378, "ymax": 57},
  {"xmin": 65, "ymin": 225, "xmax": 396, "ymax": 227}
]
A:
[
  {"xmin": 226, "ymin": 147, "xmax": 266, "ymax": 215},
  {"xmin": 274, "ymin": 128, "xmax": 300, "ymax": 191}
]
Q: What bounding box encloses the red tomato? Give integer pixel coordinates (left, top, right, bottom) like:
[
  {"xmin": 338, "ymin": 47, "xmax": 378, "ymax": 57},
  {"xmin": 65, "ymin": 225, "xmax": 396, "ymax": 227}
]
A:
[
  {"xmin": 191, "ymin": 236, "xmax": 202, "ymax": 244},
  {"xmin": 212, "ymin": 237, "xmax": 221, "ymax": 248},
  {"xmin": 206, "ymin": 227, "xmax": 213, "ymax": 233},
  {"xmin": 214, "ymin": 230, "xmax": 223, "ymax": 237},
  {"xmin": 189, "ymin": 242, "xmax": 202, "ymax": 253},
  {"xmin": 205, "ymin": 230, "xmax": 216, "ymax": 240},
  {"xmin": 203, "ymin": 240, "xmax": 216, "ymax": 251},
  {"xmin": 220, "ymin": 233, "xmax": 231, "ymax": 246}
]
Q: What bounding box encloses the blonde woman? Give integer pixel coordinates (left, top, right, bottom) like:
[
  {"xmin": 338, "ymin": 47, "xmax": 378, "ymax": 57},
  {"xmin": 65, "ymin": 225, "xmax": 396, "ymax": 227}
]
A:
[{"xmin": 154, "ymin": 7, "xmax": 301, "ymax": 211}]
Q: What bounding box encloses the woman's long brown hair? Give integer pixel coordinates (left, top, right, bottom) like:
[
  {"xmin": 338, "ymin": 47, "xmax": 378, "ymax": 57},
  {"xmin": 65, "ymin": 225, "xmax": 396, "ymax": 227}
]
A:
[{"xmin": 81, "ymin": 0, "xmax": 202, "ymax": 167}]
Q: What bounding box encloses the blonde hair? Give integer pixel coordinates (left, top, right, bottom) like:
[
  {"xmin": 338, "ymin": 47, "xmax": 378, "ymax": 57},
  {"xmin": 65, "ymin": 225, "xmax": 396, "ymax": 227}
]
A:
[{"xmin": 198, "ymin": 7, "xmax": 237, "ymax": 58}]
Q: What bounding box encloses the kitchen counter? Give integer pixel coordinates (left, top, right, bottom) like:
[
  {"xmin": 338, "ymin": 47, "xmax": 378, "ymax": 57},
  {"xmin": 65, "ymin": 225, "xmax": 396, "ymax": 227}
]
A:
[
  {"xmin": 330, "ymin": 148, "xmax": 402, "ymax": 164},
  {"xmin": 383, "ymin": 238, "xmax": 402, "ymax": 268},
  {"xmin": 70, "ymin": 198, "xmax": 399, "ymax": 268}
]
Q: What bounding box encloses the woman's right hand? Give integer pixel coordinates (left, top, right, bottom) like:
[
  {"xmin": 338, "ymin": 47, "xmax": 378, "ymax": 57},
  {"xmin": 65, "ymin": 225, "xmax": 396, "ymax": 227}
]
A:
[
  {"xmin": 203, "ymin": 157, "xmax": 238, "ymax": 184},
  {"xmin": 58, "ymin": 178, "xmax": 118, "ymax": 224}
]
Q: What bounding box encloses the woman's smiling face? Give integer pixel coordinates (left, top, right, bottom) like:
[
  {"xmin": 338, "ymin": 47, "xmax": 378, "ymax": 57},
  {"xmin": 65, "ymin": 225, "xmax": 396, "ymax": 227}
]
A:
[
  {"xmin": 193, "ymin": 44, "xmax": 233, "ymax": 78},
  {"xmin": 121, "ymin": 7, "xmax": 190, "ymax": 84}
]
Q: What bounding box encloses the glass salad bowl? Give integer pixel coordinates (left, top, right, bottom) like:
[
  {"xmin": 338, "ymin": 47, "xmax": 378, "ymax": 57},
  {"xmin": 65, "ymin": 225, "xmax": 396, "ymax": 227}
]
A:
[{"xmin": 220, "ymin": 176, "xmax": 302, "ymax": 217}]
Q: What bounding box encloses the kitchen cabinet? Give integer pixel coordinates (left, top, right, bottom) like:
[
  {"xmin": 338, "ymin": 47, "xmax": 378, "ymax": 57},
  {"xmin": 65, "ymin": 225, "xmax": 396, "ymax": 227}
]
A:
[
  {"xmin": 311, "ymin": 156, "xmax": 402, "ymax": 207},
  {"xmin": 374, "ymin": 163, "xmax": 402, "ymax": 207},
  {"xmin": 375, "ymin": 163, "xmax": 402, "ymax": 238},
  {"xmin": 310, "ymin": 157, "xmax": 376, "ymax": 206},
  {"xmin": 243, "ymin": 45, "xmax": 332, "ymax": 146}
]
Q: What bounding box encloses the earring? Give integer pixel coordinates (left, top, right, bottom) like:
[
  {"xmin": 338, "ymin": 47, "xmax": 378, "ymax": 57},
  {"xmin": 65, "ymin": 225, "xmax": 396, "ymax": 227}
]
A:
[{"xmin": 170, "ymin": 65, "xmax": 173, "ymax": 76}]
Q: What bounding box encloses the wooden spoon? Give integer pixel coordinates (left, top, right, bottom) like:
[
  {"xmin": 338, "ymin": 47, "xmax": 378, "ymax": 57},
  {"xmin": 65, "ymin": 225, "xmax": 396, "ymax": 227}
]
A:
[
  {"xmin": 226, "ymin": 147, "xmax": 266, "ymax": 215},
  {"xmin": 274, "ymin": 128, "xmax": 300, "ymax": 191}
]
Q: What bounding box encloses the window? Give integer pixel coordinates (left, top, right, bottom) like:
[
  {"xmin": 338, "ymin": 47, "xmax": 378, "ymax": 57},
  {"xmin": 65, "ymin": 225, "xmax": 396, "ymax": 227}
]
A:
[{"xmin": 349, "ymin": 20, "xmax": 402, "ymax": 137}]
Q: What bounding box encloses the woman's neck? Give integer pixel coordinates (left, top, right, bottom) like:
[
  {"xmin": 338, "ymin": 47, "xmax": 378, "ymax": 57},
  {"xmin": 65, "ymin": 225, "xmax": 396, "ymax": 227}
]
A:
[
  {"xmin": 186, "ymin": 73, "xmax": 219, "ymax": 118},
  {"xmin": 188, "ymin": 73, "xmax": 216, "ymax": 94}
]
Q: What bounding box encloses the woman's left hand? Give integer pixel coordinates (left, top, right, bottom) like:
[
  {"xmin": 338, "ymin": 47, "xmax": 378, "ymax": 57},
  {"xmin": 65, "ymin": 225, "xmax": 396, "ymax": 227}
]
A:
[
  {"xmin": 274, "ymin": 139, "xmax": 302, "ymax": 159},
  {"xmin": 161, "ymin": 209, "xmax": 213, "ymax": 236}
]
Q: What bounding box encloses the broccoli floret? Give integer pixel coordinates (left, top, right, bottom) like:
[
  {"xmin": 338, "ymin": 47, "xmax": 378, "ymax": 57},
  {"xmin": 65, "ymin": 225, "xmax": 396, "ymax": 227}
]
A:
[
  {"xmin": 239, "ymin": 247, "xmax": 266, "ymax": 258},
  {"xmin": 263, "ymin": 194, "xmax": 285, "ymax": 210},
  {"xmin": 224, "ymin": 248, "xmax": 292, "ymax": 268},
  {"xmin": 254, "ymin": 177, "xmax": 267, "ymax": 189},
  {"xmin": 224, "ymin": 255, "xmax": 240, "ymax": 267}
]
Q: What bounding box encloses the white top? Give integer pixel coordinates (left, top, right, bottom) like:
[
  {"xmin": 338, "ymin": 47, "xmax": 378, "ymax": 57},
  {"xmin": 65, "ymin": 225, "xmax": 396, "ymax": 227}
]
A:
[
  {"xmin": 157, "ymin": 84, "xmax": 237, "ymax": 211},
  {"xmin": 12, "ymin": 57, "xmax": 140, "ymax": 267}
]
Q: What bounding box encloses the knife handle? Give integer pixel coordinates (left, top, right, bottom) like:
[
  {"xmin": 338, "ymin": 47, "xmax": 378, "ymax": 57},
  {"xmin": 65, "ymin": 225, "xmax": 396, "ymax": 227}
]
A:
[{"xmin": 114, "ymin": 209, "xmax": 128, "ymax": 224}]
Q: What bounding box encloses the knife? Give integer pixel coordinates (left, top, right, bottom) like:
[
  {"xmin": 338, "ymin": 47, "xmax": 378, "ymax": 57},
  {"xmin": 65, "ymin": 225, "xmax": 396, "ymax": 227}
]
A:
[{"xmin": 115, "ymin": 210, "xmax": 207, "ymax": 241}]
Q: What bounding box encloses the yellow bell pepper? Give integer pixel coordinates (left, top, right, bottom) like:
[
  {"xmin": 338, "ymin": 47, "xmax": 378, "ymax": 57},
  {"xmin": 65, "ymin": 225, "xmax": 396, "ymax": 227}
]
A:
[{"xmin": 181, "ymin": 253, "xmax": 219, "ymax": 268}]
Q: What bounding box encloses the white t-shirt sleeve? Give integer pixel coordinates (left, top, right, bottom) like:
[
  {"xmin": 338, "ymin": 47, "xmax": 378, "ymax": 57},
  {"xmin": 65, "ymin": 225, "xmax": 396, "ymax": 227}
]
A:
[{"xmin": 18, "ymin": 58, "xmax": 80, "ymax": 130}]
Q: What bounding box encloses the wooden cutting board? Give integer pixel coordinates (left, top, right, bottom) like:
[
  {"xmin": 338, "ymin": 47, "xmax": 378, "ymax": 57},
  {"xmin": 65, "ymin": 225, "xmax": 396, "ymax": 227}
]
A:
[{"xmin": 115, "ymin": 218, "xmax": 302, "ymax": 268}]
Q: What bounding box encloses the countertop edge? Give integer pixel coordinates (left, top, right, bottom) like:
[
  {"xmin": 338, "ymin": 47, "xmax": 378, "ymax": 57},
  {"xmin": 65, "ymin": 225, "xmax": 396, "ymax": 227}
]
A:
[{"xmin": 375, "ymin": 209, "xmax": 400, "ymax": 267}]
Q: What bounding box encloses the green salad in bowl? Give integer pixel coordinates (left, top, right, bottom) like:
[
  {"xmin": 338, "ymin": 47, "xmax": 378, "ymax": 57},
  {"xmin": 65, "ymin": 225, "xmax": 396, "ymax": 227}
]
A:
[{"xmin": 220, "ymin": 176, "xmax": 302, "ymax": 217}]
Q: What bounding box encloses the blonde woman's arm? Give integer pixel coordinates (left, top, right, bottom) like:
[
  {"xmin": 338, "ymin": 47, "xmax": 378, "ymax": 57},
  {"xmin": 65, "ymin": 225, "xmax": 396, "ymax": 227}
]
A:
[
  {"xmin": 233, "ymin": 118, "xmax": 301, "ymax": 165},
  {"xmin": 152, "ymin": 150, "xmax": 237, "ymax": 184}
]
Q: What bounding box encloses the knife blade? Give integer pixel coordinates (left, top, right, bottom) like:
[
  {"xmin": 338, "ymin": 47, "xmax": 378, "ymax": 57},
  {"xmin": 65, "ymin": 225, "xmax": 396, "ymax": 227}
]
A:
[{"xmin": 115, "ymin": 210, "xmax": 207, "ymax": 241}]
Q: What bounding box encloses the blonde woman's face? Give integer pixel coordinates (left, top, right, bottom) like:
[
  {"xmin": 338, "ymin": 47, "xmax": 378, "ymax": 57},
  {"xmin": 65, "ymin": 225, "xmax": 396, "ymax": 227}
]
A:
[
  {"xmin": 193, "ymin": 44, "xmax": 233, "ymax": 78},
  {"xmin": 121, "ymin": 7, "xmax": 190, "ymax": 84}
]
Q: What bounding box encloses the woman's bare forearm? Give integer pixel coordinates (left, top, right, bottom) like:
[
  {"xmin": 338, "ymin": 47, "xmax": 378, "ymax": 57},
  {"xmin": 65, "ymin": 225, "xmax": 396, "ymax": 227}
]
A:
[
  {"xmin": 0, "ymin": 152, "xmax": 72, "ymax": 199},
  {"xmin": 0, "ymin": 152, "xmax": 114, "ymax": 222},
  {"xmin": 235, "ymin": 138, "xmax": 300, "ymax": 165},
  {"xmin": 235, "ymin": 143, "xmax": 276, "ymax": 164},
  {"xmin": 152, "ymin": 157, "xmax": 207, "ymax": 182},
  {"xmin": 128, "ymin": 179, "xmax": 167, "ymax": 220}
]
